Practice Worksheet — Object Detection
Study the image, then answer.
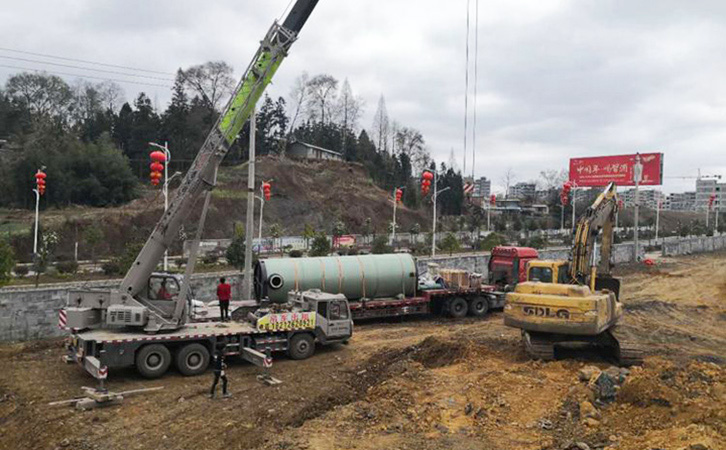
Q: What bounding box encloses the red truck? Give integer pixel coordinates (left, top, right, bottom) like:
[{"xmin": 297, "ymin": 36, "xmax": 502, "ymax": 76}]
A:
[{"xmin": 252, "ymin": 246, "xmax": 539, "ymax": 321}]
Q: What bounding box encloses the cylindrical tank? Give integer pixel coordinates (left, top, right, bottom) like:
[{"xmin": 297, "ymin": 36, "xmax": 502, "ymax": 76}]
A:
[{"xmin": 254, "ymin": 254, "xmax": 417, "ymax": 303}]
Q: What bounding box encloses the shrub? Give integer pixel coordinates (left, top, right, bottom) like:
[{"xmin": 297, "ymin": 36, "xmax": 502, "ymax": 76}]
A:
[
  {"xmin": 289, "ymin": 250, "xmax": 303, "ymax": 258},
  {"xmin": 371, "ymin": 236, "xmax": 393, "ymax": 254},
  {"xmin": 309, "ymin": 233, "xmax": 331, "ymax": 257},
  {"xmin": 56, "ymin": 260, "xmax": 79, "ymax": 274},
  {"xmin": 201, "ymin": 253, "xmax": 220, "ymax": 265},
  {"xmin": 480, "ymin": 233, "xmax": 508, "ymax": 251},
  {"xmin": 102, "ymin": 260, "xmax": 122, "ymax": 276},
  {"xmin": 14, "ymin": 264, "xmax": 29, "ymax": 277}
]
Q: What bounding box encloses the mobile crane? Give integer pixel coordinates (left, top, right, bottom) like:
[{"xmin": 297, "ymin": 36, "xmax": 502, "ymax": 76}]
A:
[
  {"xmin": 61, "ymin": 1, "xmax": 354, "ymax": 380},
  {"xmin": 504, "ymin": 182, "xmax": 643, "ymax": 365}
]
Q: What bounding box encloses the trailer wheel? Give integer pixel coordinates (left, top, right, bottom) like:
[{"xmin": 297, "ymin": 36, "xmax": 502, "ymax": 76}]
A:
[
  {"xmin": 287, "ymin": 333, "xmax": 315, "ymax": 360},
  {"xmin": 468, "ymin": 297, "xmax": 489, "ymax": 317},
  {"xmin": 448, "ymin": 297, "xmax": 468, "ymax": 319},
  {"xmin": 136, "ymin": 344, "xmax": 172, "ymax": 379},
  {"xmin": 176, "ymin": 343, "xmax": 210, "ymax": 376}
]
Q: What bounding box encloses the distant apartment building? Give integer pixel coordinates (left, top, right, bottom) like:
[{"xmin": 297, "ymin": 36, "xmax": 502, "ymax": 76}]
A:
[
  {"xmin": 664, "ymin": 191, "xmax": 696, "ymax": 211},
  {"xmin": 472, "ymin": 176, "xmax": 491, "ymax": 198},
  {"xmin": 695, "ymin": 177, "xmax": 724, "ymax": 211},
  {"xmin": 621, "ymin": 188, "xmax": 664, "ymax": 209},
  {"xmin": 507, "ymin": 182, "xmax": 536, "ymax": 200}
]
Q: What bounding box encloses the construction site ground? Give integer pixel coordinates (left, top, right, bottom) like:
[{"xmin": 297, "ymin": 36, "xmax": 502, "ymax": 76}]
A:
[{"xmin": 1, "ymin": 252, "xmax": 725, "ymax": 450}]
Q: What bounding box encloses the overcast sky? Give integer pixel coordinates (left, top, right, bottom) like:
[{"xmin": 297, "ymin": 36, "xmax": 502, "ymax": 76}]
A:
[{"xmin": 2, "ymin": 0, "xmax": 725, "ymax": 194}]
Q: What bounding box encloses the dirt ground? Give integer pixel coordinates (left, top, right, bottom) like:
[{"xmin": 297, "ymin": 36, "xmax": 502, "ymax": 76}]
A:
[{"xmin": 1, "ymin": 252, "xmax": 725, "ymax": 450}]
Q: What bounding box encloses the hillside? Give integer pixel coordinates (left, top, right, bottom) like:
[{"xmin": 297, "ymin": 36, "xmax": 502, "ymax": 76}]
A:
[{"xmin": 1, "ymin": 156, "xmax": 430, "ymax": 262}]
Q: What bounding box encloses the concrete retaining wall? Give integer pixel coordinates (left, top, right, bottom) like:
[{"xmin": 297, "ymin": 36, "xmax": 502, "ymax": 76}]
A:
[{"xmin": 661, "ymin": 235, "xmax": 726, "ymax": 257}]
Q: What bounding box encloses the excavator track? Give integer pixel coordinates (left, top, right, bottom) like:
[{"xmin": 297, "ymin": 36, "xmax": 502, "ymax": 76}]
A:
[
  {"xmin": 522, "ymin": 331, "xmax": 556, "ymax": 361},
  {"xmin": 606, "ymin": 327, "xmax": 644, "ymax": 366}
]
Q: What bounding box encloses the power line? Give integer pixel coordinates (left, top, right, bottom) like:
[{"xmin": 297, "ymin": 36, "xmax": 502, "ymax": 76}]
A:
[
  {"xmin": 0, "ymin": 46, "xmax": 175, "ymax": 76},
  {"xmin": 472, "ymin": 0, "xmax": 479, "ymax": 179},
  {"xmin": 0, "ymin": 55, "xmax": 175, "ymax": 82},
  {"xmin": 0, "ymin": 64, "xmax": 172, "ymax": 89}
]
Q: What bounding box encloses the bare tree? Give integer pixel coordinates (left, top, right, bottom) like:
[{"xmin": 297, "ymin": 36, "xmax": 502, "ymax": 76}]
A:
[
  {"xmin": 336, "ymin": 79, "xmax": 364, "ymax": 131},
  {"xmin": 287, "ymin": 72, "xmax": 309, "ymax": 134},
  {"xmin": 371, "ymin": 95, "xmax": 390, "ymax": 152},
  {"xmin": 6, "ymin": 72, "xmax": 72, "ymax": 121},
  {"xmin": 502, "ymin": 167, "xmax": 517, "ymax": 197},
  {"xmin": 178, "ymin": 61, "xmax": 235, "ymax": 110},
  {"xmin": 538, "ymin": 169, "xmax": 569, "ymax": 191},
  {"xmin": 394, "ymin": 126, "xmax": 430, "ymax": 174},
  {"xmin": 305, "ymin": 74, "xmax": 338, "ymax": 124},
  {"xmin": 98, "ymin": 81, "xmax": 124, "ymax": 112}
]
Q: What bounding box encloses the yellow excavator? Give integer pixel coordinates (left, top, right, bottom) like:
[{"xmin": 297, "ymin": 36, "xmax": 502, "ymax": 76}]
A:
[{"xmin": 504, "ymin": 182, "xmax": 643, "ymax": 365}]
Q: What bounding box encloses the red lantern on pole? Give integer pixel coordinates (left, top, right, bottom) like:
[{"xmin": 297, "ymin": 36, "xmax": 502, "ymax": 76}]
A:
[
  {"xmin": 35, "ymin": 170, "xmax": 47, "ymax": 196},
  {"xmin": 395, "ymin": 188, "xmax": 403, "ymax": 203},
  {"xmin": 262, "ymin": 181, "xmax": 271, "ymax": 201},
  {"xmin": 489, "ymin": 194, "xmax": 496, "ymax": 206},
  {"xmin": 421, "ymin": 171, "xmax": 433, "ymax": 196},
  {"xmin": 149, "ymin": 150, "xmax": 165, "ymax": 186},
  {"xmin": 709, "ymin": 193, "xmax": 716, "ymax": 209}
]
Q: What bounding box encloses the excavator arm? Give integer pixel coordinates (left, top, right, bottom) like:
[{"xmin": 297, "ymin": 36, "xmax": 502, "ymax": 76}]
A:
[{"xmin": 569, "ymin": 182, "xmax": 619, "ymax": 295}]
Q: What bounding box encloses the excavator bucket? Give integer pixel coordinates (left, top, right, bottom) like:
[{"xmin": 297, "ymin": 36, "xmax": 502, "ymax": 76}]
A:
[{"xmin": 594, "ymin": 276, "xmax": 620, "ymax": 300}]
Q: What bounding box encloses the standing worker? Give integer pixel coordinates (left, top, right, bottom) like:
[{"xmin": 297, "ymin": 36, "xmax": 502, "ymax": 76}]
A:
[
  {"xmin": 217, "ymin": 277, "xmax": 231, "ymax": 321},
  {"xmin": 209, "ymin": 347, "xmax": 230, "ymax": 399}
]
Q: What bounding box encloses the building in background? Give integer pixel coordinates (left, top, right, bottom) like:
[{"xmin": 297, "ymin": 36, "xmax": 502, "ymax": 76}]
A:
[
  {"xmin": 695, "ymin": 177, "xmax": 724, "ymax": 211},
  {"xmin": 472, "ymin": 177, "xmax": 491, "ymax": 198},
  {"xmin": 621, "ymin": 188, "xmax": 664, "ymax": 209},
  {"xmin": 664, "ymin": 191, "xmax": 697, "ymax": 211},
  {"xmin": 286, "ymin": 140, "xmax": 344, "ymax": 162},
  {"xmin": 507, "ymin": 182, "xmax": 536, "ymax": 200}
]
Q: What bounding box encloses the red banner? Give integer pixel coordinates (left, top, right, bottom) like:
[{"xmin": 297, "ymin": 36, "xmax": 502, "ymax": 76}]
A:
[{"xmin": 569, "ymin": 153, "xmax": 663, "ymax": 187}]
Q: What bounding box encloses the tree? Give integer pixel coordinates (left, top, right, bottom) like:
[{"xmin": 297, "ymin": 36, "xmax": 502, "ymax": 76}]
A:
[
  {"xmin": 302, "ymin": 223, "xmax": 316, "ymax": 250},
  {"xmin": 178, "ymin": 61, "xmax": 235, "ymax": 110},
  {"xmin": 84, "ymin": 224, "xmax": 104, "ymax": 266},
  {"xmin": 6, "ymin": 72, "xmax": 73, "ymax": 124},
  {"xmin": 439, "ymin": 232, "xmax": 461, "ymax": 255},
  {"xmin": 539, "ymin": 169, "xmax": 569, "ymax": 191},
  {"xmin": 225, "ymin": 225, "xmax": 246, "ymax": 269},
  {"xmin": 287, "ymin": 72, "xmax": 310, "ymax": 133},
  {"xmin": 33, "ymin": 231, "xmax": 59, "ymax": 286},
  {"xmin": 332, "ymin": 220, "xmax": 347, "ymax": 249},
  {"xmin": 337, "ymin": 79, "xmax": 364, "ymax": 160},
  {"xmin": 362, "ymin": 217, "xmax": 373, "ymax": 244},
  {"xmin": 371, "ymin": 95, "xmax": 390, "ymax": 152},
  {"xmin": 0, "ymin": 239, "xmax": 15, "ymax": 287},
  {"xmin": 269, "ymin": 223, "xmax": 283, "ymax": 255},
  {"xmin": 306, "ymin": 74, "xmax": 338, "ymax": 124},
  {"xmin": 409, "ymin": 223, "xmax": 421, "ymax": 243},
  {"xmin": 502, "ymin": 167, "xmax": 517, "ymax": 197},
  {"xmin": 309, "ymin": 233, "xmax": 331, "ymax": 257}
]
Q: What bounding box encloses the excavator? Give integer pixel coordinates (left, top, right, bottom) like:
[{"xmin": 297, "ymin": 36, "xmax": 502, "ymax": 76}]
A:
[{"xmin": 504, "ymin": 182, "xmax": 643, "ymax": 365}]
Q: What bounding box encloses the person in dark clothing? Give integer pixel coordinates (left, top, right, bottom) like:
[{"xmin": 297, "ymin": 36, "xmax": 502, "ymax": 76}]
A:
[
  {"xmin": 217, "ymin": 277, "xmax": 231, "ymax": 321},
  {"xmin": 209, "ymin": 348, "xmax": 230, "ymax": 398}
]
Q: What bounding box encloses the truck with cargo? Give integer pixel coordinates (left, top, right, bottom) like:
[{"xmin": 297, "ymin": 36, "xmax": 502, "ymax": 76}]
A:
[{"xmin": 252, "ymin": 247, "xmax": 539, "ymax": 321}]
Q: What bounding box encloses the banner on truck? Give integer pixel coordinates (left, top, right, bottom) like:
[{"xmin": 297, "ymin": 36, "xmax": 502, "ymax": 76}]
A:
[
  {"xmin": 256, "ymin": 311, "xmax": 316, "ymax": 332},
  {"xmin": 569, "ymin": 153, "xmax": 663, "ymax": 187}
]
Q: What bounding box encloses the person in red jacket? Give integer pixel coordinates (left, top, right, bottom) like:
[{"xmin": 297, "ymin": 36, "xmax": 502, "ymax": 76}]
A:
[{"xmin": 216, "ymin": 277, "xmax": 232, "ymax": 321}]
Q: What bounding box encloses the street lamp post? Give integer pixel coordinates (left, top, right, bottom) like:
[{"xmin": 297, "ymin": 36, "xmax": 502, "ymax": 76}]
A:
[
  {"xmin": 431, "ymin": 170, "xmax": 450, "ymax": 257},
  {"xmin": 633, "ymin": 153, "xmax": 643, "ymax": 261},
  {"xmin": 257, "ymin": 191, "xmax": 265, "ymax": 241},
  {"xmin": 32, "ymin": 188, "xmax": 40, "ymax": 255},
  {"xmin": 655, "ymin": 199, "xmax": 661, "ymax": 242},
  {"xmin": 571, "ymin": 183, "xmax": 579, "ymax": 234}
]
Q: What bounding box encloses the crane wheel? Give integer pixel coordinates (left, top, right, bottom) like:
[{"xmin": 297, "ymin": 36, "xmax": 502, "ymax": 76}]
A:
[
  {"xmin": 448, "ymin": 297, "xmax": 469, "ymax": 319},
  {"xmin": 287, "ymin": 333, "xmax": 315, "ymax": 360},
  {"xmin": 468, "ymin": 297, "xmax": 489, "ymax": 317},
  {"xmin": 136, "ymin": 344, "xmax": 172, "ymax": 379},
  {"xmin": 176, "ymin": 343, "xmax": 210, "ymax": 376}
]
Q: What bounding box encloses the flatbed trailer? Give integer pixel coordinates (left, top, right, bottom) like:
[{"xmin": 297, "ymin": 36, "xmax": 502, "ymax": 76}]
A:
[{"xmin": 348, "ymin": 285, "xmax": 507, "ymax": 320}]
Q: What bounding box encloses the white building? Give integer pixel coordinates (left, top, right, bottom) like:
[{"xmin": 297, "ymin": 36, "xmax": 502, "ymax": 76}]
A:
[
  {"xmin": 508, "ymin": 182, "xmax": 536, "ymax": 200},
  {"xmin": 286, "ymin": 140, "xmax": 344, "ymax": 162},
  {"xmin": 695, "ymin": 177, "xmax": 724, "ymax": 211}
]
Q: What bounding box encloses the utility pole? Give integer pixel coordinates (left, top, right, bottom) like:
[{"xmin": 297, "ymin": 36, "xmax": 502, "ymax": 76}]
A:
[
  {"xmin": 571, "ymin": 185, "xmax": 577, "ymax": 234},
  {"xmin": 487, "ymin": 203, "xmax": 491, "ymax": 232},
  {"xmin": 33, "ymin": 188, "xmax": 40, "ymax": 255},
  {"xmin": 242, "ymin": 109, "xmax": 256, "ymax": 301},
  {"xmin": 655, "ymin": 198, "xmax": 661, "ymax": 242},
  {"xmin": 633, "ymin": 153, "xmax": 643, "ymax": 261},
  {"xmin": 257, "ymin": 188, "xmax": 265, "ymax": 240},
  {"xmin": 431, "ymin": 171, "xmax": 450, "ymax": 257}
]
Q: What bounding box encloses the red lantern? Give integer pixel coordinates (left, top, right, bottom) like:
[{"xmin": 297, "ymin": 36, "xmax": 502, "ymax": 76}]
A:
[
  {"xmin": 150, "ymin": 150, "xmax": 167, "ymax": 163},
  {"xmin": 35, "ymin": 170, "xmax": 47, "ymax": 196},
  {"xmin": 262, "ymin": 182, "xmax": 271, "ymax": 201},
  {"xmin": 709, "ymin": 193, "xmax": 716, "ymax": 209},
  {"xmin": 395, "ymin": 188, "xmax": 403, "ymax": 202},
  {"xmin": 151, "ymin": 178, "xmax": 160, "ymax": 186},
  {"xmin": 150, "ymin": 171, "xmax": 162, "ymax": 180},
  {"xmin": 422, "ymin": 171, "xmax": 434, "ymax": 181},
  {"xmin": 150, "ymin": 162, "xmax": 164, "ymax": 172},
  {"xmin": 489, "ymin": 194, "xmax": 496, "ymax": 206}
]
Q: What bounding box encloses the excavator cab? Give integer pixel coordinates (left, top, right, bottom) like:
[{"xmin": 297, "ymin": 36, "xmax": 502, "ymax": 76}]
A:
[{"xmin": 526, "ymin": 260, "xmax": 570, "ymax": 284}]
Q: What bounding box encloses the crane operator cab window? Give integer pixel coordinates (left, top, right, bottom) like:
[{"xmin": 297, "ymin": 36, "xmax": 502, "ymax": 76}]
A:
[
  {"xmin": 149, "ymin": 276, "xmax": 180, "ymax": 301},
  {"xmin": 529, "ymin": 266, "xmax": 553, "ymax": 283}
]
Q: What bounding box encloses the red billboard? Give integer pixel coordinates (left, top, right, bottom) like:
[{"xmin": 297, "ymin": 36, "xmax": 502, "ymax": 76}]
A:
[{"xmin": 569, "ymin": 153, "xmax": 663, "ymax": 187}]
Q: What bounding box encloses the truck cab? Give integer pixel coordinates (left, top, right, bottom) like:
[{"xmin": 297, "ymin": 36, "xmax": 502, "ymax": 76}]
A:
[
  {"xmin": 488, "ymin": 246, "xmax": 540, "ymax": 289},
  {"xmin": 526, "ymin": 260, "xmax": 570, "ymax": 284}
]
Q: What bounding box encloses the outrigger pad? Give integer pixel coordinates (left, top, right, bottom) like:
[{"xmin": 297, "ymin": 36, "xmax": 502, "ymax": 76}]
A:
[{"xmin": 595, "ymin": 277, "xmax": 621, "ymax": 300}]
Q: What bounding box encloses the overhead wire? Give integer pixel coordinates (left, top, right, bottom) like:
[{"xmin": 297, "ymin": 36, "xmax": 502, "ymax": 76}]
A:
[
  {"xmin": 0, "ymin": 64, "xmax": 172, "ymax": 88},
  {"xmin": 472, "ymin": 0, "xmax": 479, "ymax": 179},
  {"xmin": 0, "ymin": 55, "xmax": 175, "ymax": 82},
  {"xmin": 0, "ymin": 46, "xmax": 175, "ymax": 75}
]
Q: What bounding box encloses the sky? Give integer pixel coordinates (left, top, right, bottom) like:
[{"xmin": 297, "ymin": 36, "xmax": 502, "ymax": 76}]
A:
[{"xmin": 1, "ymin": 0, "xmax": 725, "ymax": 194}]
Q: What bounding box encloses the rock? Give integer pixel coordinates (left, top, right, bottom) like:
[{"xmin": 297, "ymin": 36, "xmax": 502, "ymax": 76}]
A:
[
  {"xmin": 177, "ymin": 396, "xmax": 185, "ymax": 403},
  {"xmin": 580, "ymin": 401, "xmax": 601, "ymax": 420},
  {"xmin": 539, "ymin": 419, "xmax": 554, "ymax": 430},
  {"xmin": 688, "ymin": 444, "xmax": 709, "ymax": 450},
  {"xmin": 579, "ymin": 365, "xmax": 601, "ymax": 382},
  {"xmin": 435, "ymin": 423, "xmax": 449, "ymax": 434},
  {"xmin": 60, "ymin": 439, "xmax": 70, "ymax": 448},
  {"xmin": 583, "ymin": 417, "xmax": 600, "ymax": 427},
  {"xmin": 464, "ymin": 403, "xmax": 473, "ymax": 415},
  {"xmin": 604, "ymin": 366, "xmax": 628, "ymax": 384},
  {"xmin": 589, "ymin": 372, "xmax": 618, "ymax": 402},
  {"xmin": 474, "ymin": 407, "xmax": 486, "ymax": 419}
]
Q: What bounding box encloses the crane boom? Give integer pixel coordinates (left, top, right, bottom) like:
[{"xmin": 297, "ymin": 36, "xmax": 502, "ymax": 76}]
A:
[{"xmin": 119, "ymin": 1, "xmax": 319, "ymax": 301}]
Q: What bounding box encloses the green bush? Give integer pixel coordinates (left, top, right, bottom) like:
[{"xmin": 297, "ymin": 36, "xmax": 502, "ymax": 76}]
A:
[
  {"xmin": 0, "ymin": 240, "xmax": 15, "ymax": 286},
  {"xmin": 288, "ymin": 249, "xmax": 303, "ymax": 258},
  {"xmin": 309, "ymin": 233, "xmax": 331, "ymax": 257},
  {"xmin": 371, "ymin": 236, "xmax": 393, "ymax": 254},
  {"xmin": 480, "ymin": 233, "xmax": 508, "ymax": 251},
  {"xmin": 201, "ymin": 253, "xmax": 219, "ymax": 265},
  {"xmin": 226, "ymin": 232, "xmax": 246, "ymax": 269},
  {"xmin": 56, "ymin": 260, "xmax": 79, "ymax": 274},
  {"xmin": 14, "ymin": 264, "xmax": 29, "ymax": 277},
  {"xmin": 102, "ymin": 260, "xmax": 121, "ymax": 276},
  {"xmin": 438, "ymin": 232, "xmax": 461, "ymax": 255}
]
